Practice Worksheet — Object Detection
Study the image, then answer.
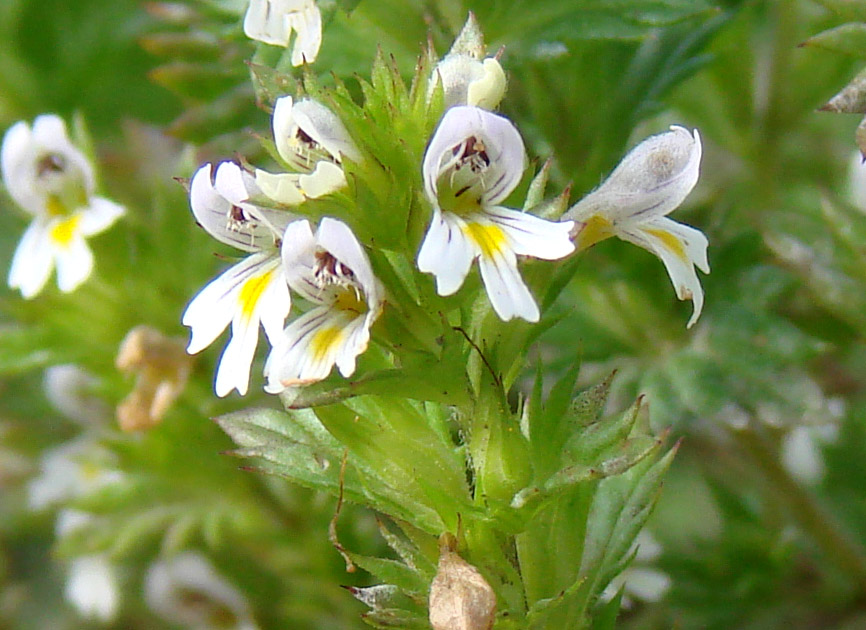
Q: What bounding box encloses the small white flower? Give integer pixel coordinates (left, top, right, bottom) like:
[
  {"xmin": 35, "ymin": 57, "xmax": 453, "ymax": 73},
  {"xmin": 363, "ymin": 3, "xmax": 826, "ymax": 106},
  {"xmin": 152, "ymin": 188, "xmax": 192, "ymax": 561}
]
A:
[
  {"xmin": 27, "ymin": 440, "xmax": 124, "ymax": 511},
  {"xmin": 255, "ymin": 95, "xmax": 360, "ymax": 205},
  {"xmin": 780, "ymin": 423, "xmax": 839, "ymax": 485},
  {"xmin": 182, "ymin": 162, "xmax": 294, "ymax": 397},
  {"xmin": 1, "ymin": 114, "xmax": 124, "ymax": 298},
  {"xmin": 66, "ymin": 554, "xmax": 121, "ymax": 622},
  {"xmin": 54, "ymin": 509, "xmax": 121, "ymax": 623},
  {"xmin": 429, "ymin": 14, "xmax": 506, "ymax": 110},
  {"xmin": 243, "ymin": 0, "xmax": 321, "ymax": 66},
  {"xmin": 564, "ymin": 125, "xmax": 708, "ymax": 328},
  {"xmin": 264, "ymin": 217, "xmax": 383, "ymax": 392},
  {"xmin": 145, "ymin": 552, "xmax": 258, "ymax": 630},
  {"xmin": 418, "ymin": 106, "xmax": 574, "ymax": 322}
]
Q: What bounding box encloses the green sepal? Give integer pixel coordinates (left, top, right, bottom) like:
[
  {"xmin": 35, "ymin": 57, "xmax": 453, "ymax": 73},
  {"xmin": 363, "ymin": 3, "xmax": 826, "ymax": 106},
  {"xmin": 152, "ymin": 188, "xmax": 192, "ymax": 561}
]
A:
[{"xmin": 801, "ymin": 23, "xmax": 866, "ymax": 57}]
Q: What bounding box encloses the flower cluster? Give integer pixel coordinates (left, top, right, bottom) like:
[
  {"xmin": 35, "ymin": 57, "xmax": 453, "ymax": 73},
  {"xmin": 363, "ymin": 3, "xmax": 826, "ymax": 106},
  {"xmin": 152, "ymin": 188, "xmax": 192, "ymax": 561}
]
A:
[{"xmin": 179, "ymin": 17, "xmax": 709, "ymax": 396}]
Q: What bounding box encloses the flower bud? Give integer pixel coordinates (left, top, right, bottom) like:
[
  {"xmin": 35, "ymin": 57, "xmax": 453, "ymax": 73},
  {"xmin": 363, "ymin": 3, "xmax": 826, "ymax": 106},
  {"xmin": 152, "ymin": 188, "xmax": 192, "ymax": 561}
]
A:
[{"xmin": 429, "ymin": 534, "xmax": 496, "ymax": 630}]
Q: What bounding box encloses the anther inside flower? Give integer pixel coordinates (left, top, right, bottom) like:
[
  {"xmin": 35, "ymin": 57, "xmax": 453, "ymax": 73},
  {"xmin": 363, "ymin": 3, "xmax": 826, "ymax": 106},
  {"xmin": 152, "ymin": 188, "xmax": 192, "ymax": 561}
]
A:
[
  {"xmin": 418, "ymin": 106, "xmax": 574, "ymax": 322},
  {"xmin": 264, "ymin": 218, "xmax": 382, "ymax": 392}
]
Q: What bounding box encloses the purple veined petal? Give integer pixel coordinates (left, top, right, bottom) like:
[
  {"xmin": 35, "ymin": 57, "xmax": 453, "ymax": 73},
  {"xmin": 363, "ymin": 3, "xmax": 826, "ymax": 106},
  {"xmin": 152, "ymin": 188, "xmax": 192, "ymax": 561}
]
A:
[
  {"xmin": 280, "ymin": 219, "xmax": 319, "ymax": 300},
  {"xmin": 417, "ymin": 210, "xmax": 476, "ymax": 296},
  {"xmin": 485, "ymin": 206, "xmax": 574, "ymax": 260},
  {"xmin": 213, "ymin": 161, "xmax": 295, "ymax": 237},
  {"xmin": 422, "ymin": 106, "xmax": 525, "ymax": 208},
  {"xmin": 474, "ymin": 235, "xmax": 539, "ymax": 323},
  {"xmin": 190, "ymin": 163, "xmax": 280, "ymax": 252},
  {"xmin": 263, "ymin": 306, "xmax": 348, "ymax": 392},
  {"xmin": 182, "ymin": 252, "xmax": 275, "ymax": 354}
]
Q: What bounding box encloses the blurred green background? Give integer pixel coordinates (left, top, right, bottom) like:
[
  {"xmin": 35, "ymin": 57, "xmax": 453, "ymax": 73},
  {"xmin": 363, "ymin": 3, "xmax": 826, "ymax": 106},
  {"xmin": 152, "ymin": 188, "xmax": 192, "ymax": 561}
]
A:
[{"xmin": 2, "ymin": 0, "xmax": 866, "ymax": 628}]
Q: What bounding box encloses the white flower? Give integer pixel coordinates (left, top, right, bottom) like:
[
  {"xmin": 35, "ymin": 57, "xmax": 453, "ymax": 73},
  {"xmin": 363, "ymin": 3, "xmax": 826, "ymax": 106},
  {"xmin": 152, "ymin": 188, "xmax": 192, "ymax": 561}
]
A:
[
  {"xmin": 418, "ymin": 106, "xmax": 574, "ymax": 322},
  {"xmin": 56, "ymin": 509, "xmax": 120, "ymax": 623},
  {"xmin": 255, "ymin": 95, "xmax": 360, "ymax": 205},
  {"xmin": 264, "ymin": 218, "xmax": 383, "ymax": 392},
  {"xmin": 66, "ymin": 554, "xmax": 120, "ymax": 622},
  {"xmin": 243, "ymin": 0, "xmax": 321, "ymax": 66},
  {"xmin": 564, "ymin": 125, "xmax": 708, "ymax": 328},
  {"xmin": 429, "ymin": 14, "xmax": 505, "ymax": 110},
  {"xmin": 780, "ymin": 423, "xmax": 839, "ymax": 485},
  {"xmin": 2, "ymin": 114, "xmax": 124, "ymax": 298},
  {"xmin": 145, "ymin": 552, "xmax": 258, "ymax": 630},
  {"xmin": 182, "ymin": 162, "xmax": 294, "ymax": 397},
  {"xmin": 27, "ymin": 439, "xmax": 124, "ymax": 511}
]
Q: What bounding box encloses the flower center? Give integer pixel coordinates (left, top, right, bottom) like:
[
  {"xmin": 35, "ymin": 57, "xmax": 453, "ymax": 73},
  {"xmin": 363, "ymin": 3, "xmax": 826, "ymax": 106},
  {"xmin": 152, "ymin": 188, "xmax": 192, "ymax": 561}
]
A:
[
  {"xmin": 35, "ymin": 151, "xmax": 89, "ymax": 216},
  {"xmin": 437, "ymin": 135, "xmax": 491, "ymax": 216},
  {"xmin": 313, "ymin": 251, "xmax": 357, "ymax": 287},
  {"xmin": 287, "ymin": 126, "xmax": 336, "ymax": 171},
  {"xmin": 312, "ymin": 251, "xmax": 368, "ymax": 314}
]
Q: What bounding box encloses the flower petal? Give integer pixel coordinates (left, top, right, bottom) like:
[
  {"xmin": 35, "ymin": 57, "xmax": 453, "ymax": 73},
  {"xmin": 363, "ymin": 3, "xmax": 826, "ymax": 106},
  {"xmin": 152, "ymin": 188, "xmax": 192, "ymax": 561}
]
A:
[
  {"xmin": 8, "ymin": 220, "xmax": 54, "ymax": 298},
  {"xmin": 214, "ymin": 161, "xmax": 294, "ymax": 235},
  {"xmin": 417, "ymin": 210, "xmax": 475, "ymax": 296},
  {"xmin": 298, "ymin": 160, "xmax": 347, "ymax": 198},
  {"xmin": 620, "ymin": 218, "xmax": 708, "ymax": 328},
  {"xmin": 473, "ymin": 234, "xmax": 540, "ymax": 322},
  {"xmin": 280, "ymin": 219, "xmax": 319, "ymax": 300},
  {"xmin": 54, "ymin": 232, "xmax": 94, "ymax": 293},
  {"xmin": 485, "ymin": 206, "xmax": 574, "ymax": 260},
  {"xmin": 258, "ymin": 266, "xmax": 292, "ymax": 345},
  {"xmin": 1, "ymin": 121, "xmax": 38, "ymax": 213},
  {"xmin": 78, "ymin": 197, "xmax": 124, "ymax": 236},
  {"xmin": 423, "ymin": 106, "xmax": 525, "ymax": 207},
  {"xmin": 291, "ymin": 98, "xmax": 361, "ymax": 163},
  {"xmin": 255, "ymin": 169, "xmax": 306, "ymax": 206},
  {"xmin": 264, "ymin": 307, "xmax": 349, "ymax": 391},
  {"xmin": 66, "ymin": 555, "xmax": 120, "ymax": 622},
  {"xmin": 243, "ymin": 0, "xmax": 290, "ymax": 46},
  {"xmin": 182, "ymin": 252, "xmax": 274, "ymax": 354},
  {"xmin": 566, "ymin": 126, "xmax": 701, "ymax": 224},
  {"xmin": 190, "ymin": 163, "xmax": 280, "ymax": 251},
  {"xmin": 289, "ymin": 2, "xmax": 322, "ymax": 66},
  {"xmin": 214, "ymin": 312, "xmax": 260, "ymax": 397}
]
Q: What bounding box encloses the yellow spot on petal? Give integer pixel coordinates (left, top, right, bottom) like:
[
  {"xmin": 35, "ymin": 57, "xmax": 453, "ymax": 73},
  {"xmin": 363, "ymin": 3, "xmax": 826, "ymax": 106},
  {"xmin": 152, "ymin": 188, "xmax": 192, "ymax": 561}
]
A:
[
  {"xmin": 50, "ymin": 214, "xmax": 81, "ymax": 247},
  {"xmin": 574, "ymin": 215, "xmax": 613, "ymax": 252},
  {"xmin": 310, "ymin": 326, "xmax": 345, "ymax": 363},
  {"xmin": 238, "ymin": 269, "xmax": 275, "ymax": 322},
  {"xmin": 646, "ymin": 228, "xmax": 687, "ymax": 261},
  {"xmin": 463, "ymin": 222, "xmax": 507, "ymax": 259}
]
